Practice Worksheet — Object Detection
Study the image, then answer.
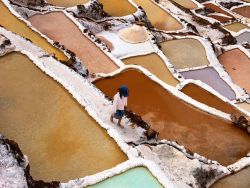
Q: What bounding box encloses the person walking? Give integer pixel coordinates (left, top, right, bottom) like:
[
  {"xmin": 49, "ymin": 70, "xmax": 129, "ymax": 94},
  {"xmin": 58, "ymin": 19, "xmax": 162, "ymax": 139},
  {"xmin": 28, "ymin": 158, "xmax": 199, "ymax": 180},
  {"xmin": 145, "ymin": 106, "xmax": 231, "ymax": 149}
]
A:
[{"xmin": 110, "ymin": 85, "xmax": 129, "ymax": 128}]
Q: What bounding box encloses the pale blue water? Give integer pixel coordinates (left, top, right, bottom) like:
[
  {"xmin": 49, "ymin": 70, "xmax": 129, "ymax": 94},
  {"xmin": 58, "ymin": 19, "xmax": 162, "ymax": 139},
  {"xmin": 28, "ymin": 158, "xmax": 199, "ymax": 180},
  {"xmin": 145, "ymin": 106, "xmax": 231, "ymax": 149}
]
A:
[{"xmin": 89, "ymin": 167, "xmax": 164, "ymax": 188}]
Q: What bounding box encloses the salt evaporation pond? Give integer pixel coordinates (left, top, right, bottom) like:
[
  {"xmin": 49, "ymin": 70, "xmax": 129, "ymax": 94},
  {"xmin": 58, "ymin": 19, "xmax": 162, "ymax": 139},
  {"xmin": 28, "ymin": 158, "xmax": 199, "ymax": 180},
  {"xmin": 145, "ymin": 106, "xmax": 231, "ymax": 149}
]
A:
[
  {"xmin": 160, "ymin": 39, "xmax": 210, "ymax": 69},
  {"xmin": 46, "ymin": 0, "xmax": 89, "ymax": 7},
  {"xmin": 233, "ymin": 6, "xmax": 250, "ymax": 18},
  {"xmin": 122, "ymin": 53, "xmax": 180, "ymax": 86},
  {"xmin": 236, "ymin": 31, "xmax": 250, "ymax": 44},
  {"xmin": 0, "ymin": 52, "xmax": 126, "ymax": 182},
  {"xmin": 224, "ymin": 22, "xmax": 249, "ymax": 33},
  {"xmin": 89, "ymin": 167, "xmax": 163, "ymax": 188},
  {"xmin": 99, "ymin": 0, "xmax": 137, "ymax": 17},
  {"xmin": 0, "ymin": 1, "xmax": 67, "ymax": 61},
  {"xmin": 212, "ymin": 167, "xmax": 250, "ymax": 188},
  {"xmin": 171, "ymin": 0, "xmax": 197, "ymax": 9},
  {"xmin": 238, "ymin": 103, "xmax": 250, "ymax": 113},
  {"xmin": 133, "ymin": 0, "xmax": 183, "ymax": 31},
  {"xmin": 181, "ymin": 67, "xmax": 236, "ymax": 100},
  {"xmin": 204, "ymin": 3, "xmax": 232, "ymax": 17},
  {"xmin": 94, "ymin": 69, "xmax": 250, "ymax": 166},
  {"xmin": 181, "ymin": 83, "xmax": 239, "ymax": 114},
  {"xmin": 28, "ymin": 12, "xmax": 118, "ymax": 74},
  {"xmin": 219, "ymin": 49, "xmax": 250, "ymax": 94},
  {"xmin": 208, "ymin": 14, "xmax": 232, "ymax": 23}
]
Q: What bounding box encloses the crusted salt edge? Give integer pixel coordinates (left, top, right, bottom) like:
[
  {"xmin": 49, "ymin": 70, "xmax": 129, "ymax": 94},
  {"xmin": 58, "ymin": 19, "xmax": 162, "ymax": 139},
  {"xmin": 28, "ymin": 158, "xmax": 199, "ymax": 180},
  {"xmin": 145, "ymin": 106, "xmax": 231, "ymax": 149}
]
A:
[
  {"xmin": 2, "ymin": 0, "xmax": 73, "ymax": 58},
  {"xmin": 228, "ymin": 27, "xmax": 250, "ymax": 38},
  {"xmin": 213, "ymin": 0, "xmax": 250, "ymax": 26},
  {"xmin": 149, "ymin": 0, "xmax": 187, "ymax": 33},
  {"xmin": 63, "ymin": 10, "xmax": 125, "ymax": 69},
  {"xmin": 176, "ymin": 79, "xmax": 249, "ymax": 116},
  {"xmin": 60, "ymin": 159, "xmax": 174, "ymax": 188},
  {"xmin": 96, "ymin": 64, "xmax": 231, "ymax": 121},
  {"xmin": 208, "ymin": 12, "xmax": 232, "ymax": 18},
  {"xmin": 0, "ymin": 28, "xmax": 178, "ymax": 187},
  {"xmin": 0, "ymin": 135, "xmax": 28, "ymax": 188},
  {"xmin": 171, "ymin": 34, "xmax": 249, "ymax": 100},
  {"xmin": 96, "ymin": 29, "xmax": 155, "ymax": 59}
]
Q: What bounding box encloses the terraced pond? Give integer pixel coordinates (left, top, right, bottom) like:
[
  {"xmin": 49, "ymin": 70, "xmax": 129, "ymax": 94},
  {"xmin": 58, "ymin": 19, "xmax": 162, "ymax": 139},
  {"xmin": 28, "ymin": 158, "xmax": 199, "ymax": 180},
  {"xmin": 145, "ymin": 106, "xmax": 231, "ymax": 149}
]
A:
[
  {"xmin": 181, "ymin": 67, "xmax": 236, "ymax": 100},
  {"xmin": 171, "ymin": 0, "xmax": 197, "ymax": 9},
  {"xmin": 219, "ymin": 49, "xmax": 250, "ymax": 94},
  {"xmin": 0, "ymin": 1, "xmax": 67, "ymax": 61},
  {"xmin": 224, "ymin": 22, "xmax": 249, "ymax": 33},
  {"xmin": 160, "ymin": 39, "xmax": 210, "ymax": 69},
  {"xmin": 133, "ymin": 0, "xmax": 183, "ymax": 31},
  {"xmin": 0, "ymin": 52, "xmax": 126, "ymax": 182},
  {"xmin": 89, "ymin": 167, "xmax": 163, "ymax": 188},
  {"xmin": 233, "ymin": 6, "xmax": 250, "ymax": 18},
  {"xmin": 122, "ymin": 53, "xmax": 179, "ymax": 86},
  {"xmin": 46, "ymin": 0, "xmax": 89, "ymax": 7},
  {"xmin": 28, "ymin": 12, "xmax": 118, "ymax": 74},
  {"xmin": 94, "ymin": 69, "xmax": 250, "ymax": 166},
  {"xmin": 99, "ymin": 0, "xmax": 137, "ymax": 17},
  {"xmin": 212, "ymin": 167, "xmax": 250, "ymax": 188},
  {"xmin": 238, "ymin": 102, "xmax": 250, "ymax": 113},
  {"xmin": 181, "ymin": 83, "xmax": 239, "ymax": 114}
]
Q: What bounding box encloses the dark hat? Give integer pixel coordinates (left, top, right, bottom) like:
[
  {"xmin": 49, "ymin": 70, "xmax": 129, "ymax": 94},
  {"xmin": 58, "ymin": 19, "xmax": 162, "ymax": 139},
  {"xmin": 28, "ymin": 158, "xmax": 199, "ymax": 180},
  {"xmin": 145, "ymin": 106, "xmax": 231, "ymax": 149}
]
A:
[{"xmin": 119, "ymin": 85, "xmax": 129, "ymax": 97}]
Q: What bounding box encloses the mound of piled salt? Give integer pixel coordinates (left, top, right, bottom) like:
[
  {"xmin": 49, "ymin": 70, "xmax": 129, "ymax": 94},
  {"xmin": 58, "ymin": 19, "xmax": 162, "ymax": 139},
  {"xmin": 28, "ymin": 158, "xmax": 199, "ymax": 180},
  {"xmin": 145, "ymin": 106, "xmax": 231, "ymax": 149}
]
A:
[{"xmin": 118, "ymin": 25, "xmax": 149, "ymax": 44}]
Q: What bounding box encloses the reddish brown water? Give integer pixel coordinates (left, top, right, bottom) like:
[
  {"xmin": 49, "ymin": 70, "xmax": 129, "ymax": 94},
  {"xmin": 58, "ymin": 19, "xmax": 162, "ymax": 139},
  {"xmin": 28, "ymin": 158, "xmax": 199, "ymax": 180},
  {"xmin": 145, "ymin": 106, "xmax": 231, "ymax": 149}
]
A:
[
  {"xmin": 204, "ymin": 3, "xmax": 232, "ymax": 17},
  {"xmin": 219, "ymin": 49, "xmax": 250, "ymax": 94},
  {"xmin": 181, "ymin": 83, "xmax": 239, "ymax": 115},
  {"xmin": 208, "ymin": 15, "xmax": 232, "ymax": 23},
  {"xmin": 0, "ymin": 52, "xmax": 126, "ymax": 182},
  {"xmin": 28, "ymin": 12, "xmax": 118, "ymax": 74},
  {"xmin": 181, "ymin": 67, "xmax": 236, "ymax": 100},
  {"xmin": 94, "ymin": 69, "xmax": 250, "ymax": 166},
  {"xmin": 233, "ymin": 6, "xmax": 250, "ymax": 18}
]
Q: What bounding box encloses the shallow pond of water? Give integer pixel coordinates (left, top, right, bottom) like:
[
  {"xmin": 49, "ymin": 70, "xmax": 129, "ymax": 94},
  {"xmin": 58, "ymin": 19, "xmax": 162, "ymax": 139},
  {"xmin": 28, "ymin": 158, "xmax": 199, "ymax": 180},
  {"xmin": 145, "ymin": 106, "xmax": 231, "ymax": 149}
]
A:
[
  {"xmin": 0, "ymin": 1, "xmax": 67, "ymax": 61},
  {"xmin": 122, "ymin": 53, "xmax": 179, "ymax": 86},
  {"xmin": 160, "ymin": 39, "xmax": 210, "ymax": 69},
  {"xmin": 94, "ymin": 69, "xmax": 250, "ymax": 166},
  {"xmin": 0, "ymin": 52, "xmax": 127, "ymax": 182},
  {"xmin": 238, "ymin": 102, "xmax": 250, "ymax": 113},
  {"xmin": 236, "ymin": 31, "xmax": 250, "ymax": 44},
  {"xmin": 28, "ymin": 12, "xmax": 118, "ymax": 74},
  {"xmin": 132, "ymin": 0, "xmax": 183, "ymax": 31},
  {"xmin": 208, "ymin": 14, "xmax": 232, "ymax": 23},
  {"xmin": 233, "ymin": 6, "xmax": 250, "ymax": 18},
  {"xmin": 46, "ymin": 0, "xmax": 89, "ymax": 7},
  {"xmin": 99, "ymin": 0, "xmax": 137, "ymax": 17},
  {"xmin": 219, "ymin": 49, "xmax": 250, "ymax": 94},
  {"xmin": 171, "ymin": 0, "xmax": 197, "ymax": 9},
  {"xmin": 204, "ymin": 3, "xmax": 232, "ymax": 17},
  {"xmin": 211, "ymin": 167, "xmax": 250, "ymax": 188},
  {"xmin": 224, "ymin": 22, "xmax": 249, "ymax": 33},
  {"xmin": 181, "ymin": 83, "xmax": 239, "ymax": 114},
  {"xmin": 181, "ymin": 67, "xmax": 236, "ymax": 100},
  {"xmin": 89, "ymin": 167, "xmax": 163, "ymax": 188}
]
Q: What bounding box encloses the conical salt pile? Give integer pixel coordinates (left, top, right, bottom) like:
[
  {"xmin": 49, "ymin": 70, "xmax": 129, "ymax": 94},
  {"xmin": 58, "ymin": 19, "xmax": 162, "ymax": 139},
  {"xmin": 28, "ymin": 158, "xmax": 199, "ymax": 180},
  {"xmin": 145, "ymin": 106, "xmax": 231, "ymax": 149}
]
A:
[{"xmin": 118, "ymin": 25, "xmax": 149, "ymax": 44}]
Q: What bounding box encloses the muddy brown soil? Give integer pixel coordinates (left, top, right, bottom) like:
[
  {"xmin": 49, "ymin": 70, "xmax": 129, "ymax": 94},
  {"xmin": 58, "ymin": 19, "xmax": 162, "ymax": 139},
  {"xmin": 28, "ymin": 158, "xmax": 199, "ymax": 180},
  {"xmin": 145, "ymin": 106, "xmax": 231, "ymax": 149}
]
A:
[
  {"xmin": 0, "ymin": 52, "xmax": 126, "ymax": 182},
  {"xmin": 181, "ymin": 83, "xmax": 240, "ymax": 115},
  {"xmin": 181, "ymin": 67, "xmax": 236, "ymax": 100},
  {"xmin": 233, "ymin": 6, "xmax": 250, "ymax": 18},
  {"xmin": 94, "ymin": 69, "xmax": 250, "ymax": 166},
  {"xmin": 219, "ymin": 49, "xmax": 250, "ymax": 94},
  {"xmin": 28, "ymin": 12, "xmax": 118, "ymax": 74}
]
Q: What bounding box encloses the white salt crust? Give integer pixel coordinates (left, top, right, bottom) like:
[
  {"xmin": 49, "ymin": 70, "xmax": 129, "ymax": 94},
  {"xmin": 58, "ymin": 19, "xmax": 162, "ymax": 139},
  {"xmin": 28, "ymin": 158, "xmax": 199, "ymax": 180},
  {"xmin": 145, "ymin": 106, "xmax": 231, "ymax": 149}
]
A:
[{"xmin": 2, "ymin": 1, "xmax": 250, "ymax": 187}]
